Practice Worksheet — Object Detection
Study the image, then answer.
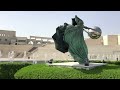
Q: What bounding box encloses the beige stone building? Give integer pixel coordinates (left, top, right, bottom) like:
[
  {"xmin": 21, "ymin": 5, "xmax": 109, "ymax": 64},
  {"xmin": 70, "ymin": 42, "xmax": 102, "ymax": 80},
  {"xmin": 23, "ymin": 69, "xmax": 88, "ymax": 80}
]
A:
[
  {"xmin": 0, "ymin": 30, "xmax": 16, "ymax": 44},
  {"xmin": 1, "ymin": 29, "xmax": 120, "ymax": 61}
]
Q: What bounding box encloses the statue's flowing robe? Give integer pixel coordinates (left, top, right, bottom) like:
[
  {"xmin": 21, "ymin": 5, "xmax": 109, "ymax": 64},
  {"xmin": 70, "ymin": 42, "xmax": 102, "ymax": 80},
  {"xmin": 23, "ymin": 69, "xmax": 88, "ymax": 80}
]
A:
[
  {"xmin": 52, "ymin": 25, "xmax": 69, "ymax": 53},
  {"xmin": 64, "ymin": 25, "xmax": 88, "ymax": 64},
  {"xmin": 52, "ymin": 18, "xmax": 88, "ymax": 64}
]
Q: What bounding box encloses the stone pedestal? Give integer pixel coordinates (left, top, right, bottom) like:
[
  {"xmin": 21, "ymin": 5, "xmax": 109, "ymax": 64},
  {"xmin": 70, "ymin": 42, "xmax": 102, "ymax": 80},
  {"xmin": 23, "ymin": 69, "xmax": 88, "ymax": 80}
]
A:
[{"xmin": 47, "ymin": 62, "xmax": 107, "ymax": 70}]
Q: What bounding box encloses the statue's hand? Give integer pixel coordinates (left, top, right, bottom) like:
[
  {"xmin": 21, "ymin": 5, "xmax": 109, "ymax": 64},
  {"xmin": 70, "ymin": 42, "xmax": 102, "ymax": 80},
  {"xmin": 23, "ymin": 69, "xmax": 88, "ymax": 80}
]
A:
[{"xmin": 75, "ymin": 15, "xmax": 84, "ymax": 25}]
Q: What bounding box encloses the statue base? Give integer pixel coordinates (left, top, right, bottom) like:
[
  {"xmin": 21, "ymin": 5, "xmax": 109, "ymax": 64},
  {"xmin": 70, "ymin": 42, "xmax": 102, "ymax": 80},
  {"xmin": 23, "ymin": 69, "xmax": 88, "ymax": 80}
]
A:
[{"xmin": 47, "ymin": 62, "xmax": 107, "ymax": 70}]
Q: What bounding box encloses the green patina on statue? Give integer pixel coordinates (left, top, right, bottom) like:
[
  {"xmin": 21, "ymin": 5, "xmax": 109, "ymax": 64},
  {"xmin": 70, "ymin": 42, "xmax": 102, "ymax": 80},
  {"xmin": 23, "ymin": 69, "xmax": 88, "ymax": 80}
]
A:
[
  {"xmin": 64, "ymin": 15, "xmax": 89, "ymax": 65},
  {"xmin": 52, "ymin": 15, "xmax": 101, "ymax": 66}
]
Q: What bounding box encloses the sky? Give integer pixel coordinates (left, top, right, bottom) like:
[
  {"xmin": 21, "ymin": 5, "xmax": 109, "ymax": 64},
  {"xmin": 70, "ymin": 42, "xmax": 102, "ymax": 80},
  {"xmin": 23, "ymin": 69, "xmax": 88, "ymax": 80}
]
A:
[{"xmin": 0, "ymin": 11, "xmax": 120, "ymax": 38}]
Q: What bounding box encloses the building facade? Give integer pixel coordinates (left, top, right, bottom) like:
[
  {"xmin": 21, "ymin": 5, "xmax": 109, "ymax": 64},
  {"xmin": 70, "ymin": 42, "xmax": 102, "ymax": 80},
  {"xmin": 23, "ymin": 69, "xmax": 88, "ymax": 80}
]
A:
[
  {"xmin": 0, "ymin": 30, "xmax": 16, "ymax": 44},
  {"xmin": 0, "ymin": 30, "xmax": 53, "ymax": 45},
  {"xmin": 85, "ymin": 35, "xmax": 120, "ymax": 46},
  {"xmin": 1, "ymin": 30, "xmax": 120, "ymax": 60}
]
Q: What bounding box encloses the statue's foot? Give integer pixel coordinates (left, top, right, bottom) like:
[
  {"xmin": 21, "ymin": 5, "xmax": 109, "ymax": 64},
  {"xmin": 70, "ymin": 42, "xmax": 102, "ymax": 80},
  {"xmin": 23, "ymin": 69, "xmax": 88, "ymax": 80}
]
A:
[
  {"xmin": 84, "ymin": 59, "xmax": 89, "ymax": 66},
  {"xmin": 84, "ymin": 63, "xmax": 89, "ymax": 66}
]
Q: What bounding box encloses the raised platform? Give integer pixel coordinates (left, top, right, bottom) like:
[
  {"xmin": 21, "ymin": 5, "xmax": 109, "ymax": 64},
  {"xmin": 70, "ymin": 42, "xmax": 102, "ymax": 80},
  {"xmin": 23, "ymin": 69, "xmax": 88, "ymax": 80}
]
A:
[{"xmin": 47, "ymin": 62, "xmax": 107, "ymax": 70}]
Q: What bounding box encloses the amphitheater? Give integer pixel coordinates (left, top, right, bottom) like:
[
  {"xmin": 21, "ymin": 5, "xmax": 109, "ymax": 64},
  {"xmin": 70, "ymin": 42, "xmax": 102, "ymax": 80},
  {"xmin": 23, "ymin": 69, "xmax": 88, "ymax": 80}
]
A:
[{"xmin": 0, "ymin": 30, "xmax": 120, "ymax": 62}]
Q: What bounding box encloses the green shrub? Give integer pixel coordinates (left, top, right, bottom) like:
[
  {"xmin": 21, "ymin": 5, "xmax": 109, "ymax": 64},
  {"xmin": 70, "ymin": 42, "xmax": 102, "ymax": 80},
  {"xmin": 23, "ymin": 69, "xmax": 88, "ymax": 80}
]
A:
[
  {"xmin": 53, "ymin": 60, "xmax": 74, "ymax": 63},
  {"xmin": 114, "ymin": 61, "xmax": 120, "ymax": 65},
  {"xmin": 0, "ymin": 62, "xmax": 32, "ymax": 79},
  {"xmin": 90, "ymin": 60, "xmax": 103, "ymax": 63},
  {"xmin": 90, "ymin": 60, "xmax": 120, "ymax": 65},
  {"xmin": 14, "ymin": 64, "xmax": 120, "ymax": 79}
]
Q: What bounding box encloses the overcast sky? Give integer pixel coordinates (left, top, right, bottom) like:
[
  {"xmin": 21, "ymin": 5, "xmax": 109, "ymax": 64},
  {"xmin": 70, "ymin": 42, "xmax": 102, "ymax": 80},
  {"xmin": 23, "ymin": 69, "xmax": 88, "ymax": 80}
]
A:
[{"xmin": 0, "ymin": 11, "xmax": 120, "ymax": 38}]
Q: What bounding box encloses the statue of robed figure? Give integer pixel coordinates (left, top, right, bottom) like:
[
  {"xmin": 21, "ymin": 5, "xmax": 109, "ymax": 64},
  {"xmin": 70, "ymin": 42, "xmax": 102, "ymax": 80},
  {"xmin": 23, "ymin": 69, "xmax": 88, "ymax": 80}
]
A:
[{"xmin": 52, "ymin": 15, "xmax": 102, "ymax": 66}]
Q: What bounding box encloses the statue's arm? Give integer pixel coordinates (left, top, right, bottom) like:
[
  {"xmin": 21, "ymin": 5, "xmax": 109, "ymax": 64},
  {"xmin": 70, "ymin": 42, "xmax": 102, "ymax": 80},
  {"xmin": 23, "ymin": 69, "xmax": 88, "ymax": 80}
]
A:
[
  {"xmin": 74, "ymin": 15, "xmax": 94, "ymax": 30},
  {"xmin": 84, "ymin": 26, "xmax": 92, "ymax": 29}
]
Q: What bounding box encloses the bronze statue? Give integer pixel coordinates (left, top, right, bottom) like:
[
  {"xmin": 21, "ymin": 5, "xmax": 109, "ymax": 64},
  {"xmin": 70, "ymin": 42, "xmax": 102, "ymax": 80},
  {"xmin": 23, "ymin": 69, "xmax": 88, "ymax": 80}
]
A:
[{"xmin": 52, "ymin": 15, "xmax": 102, "ymax": 66}]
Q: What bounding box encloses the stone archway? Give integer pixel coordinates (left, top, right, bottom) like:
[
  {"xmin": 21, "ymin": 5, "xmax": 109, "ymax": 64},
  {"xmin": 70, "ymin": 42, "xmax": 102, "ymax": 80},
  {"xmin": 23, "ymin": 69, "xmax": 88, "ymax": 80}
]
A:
[
  {"xmin": 28, "ymin": 41, "xmax": 33, "ymax": 45},
  {"xmin": 37, "ymin": 42, "xmax": 41, "ymax": 44}
]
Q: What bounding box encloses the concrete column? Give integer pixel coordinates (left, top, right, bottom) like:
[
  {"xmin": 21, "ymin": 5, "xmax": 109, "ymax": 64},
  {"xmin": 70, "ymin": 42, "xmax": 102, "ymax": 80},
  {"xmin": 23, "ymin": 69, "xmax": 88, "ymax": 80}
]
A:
[
  {"xmin": 118, "ymin": 35, "xmax": 120, "ymax": 45},
  {"xmin": 103, "ymin": 35, "xmax": 108, "ymax": 45}
]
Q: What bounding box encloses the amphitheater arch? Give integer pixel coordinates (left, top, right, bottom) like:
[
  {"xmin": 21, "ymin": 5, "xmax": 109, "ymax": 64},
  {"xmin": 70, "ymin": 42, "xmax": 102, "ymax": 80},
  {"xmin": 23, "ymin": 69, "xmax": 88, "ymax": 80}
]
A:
[
  {"xmin": 28, "ymin": 41, "xmax": 33, "ymax": 44},
  {"xmin": 37, "ymin": 41, "xmax": 41, "ymax": 44}
]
